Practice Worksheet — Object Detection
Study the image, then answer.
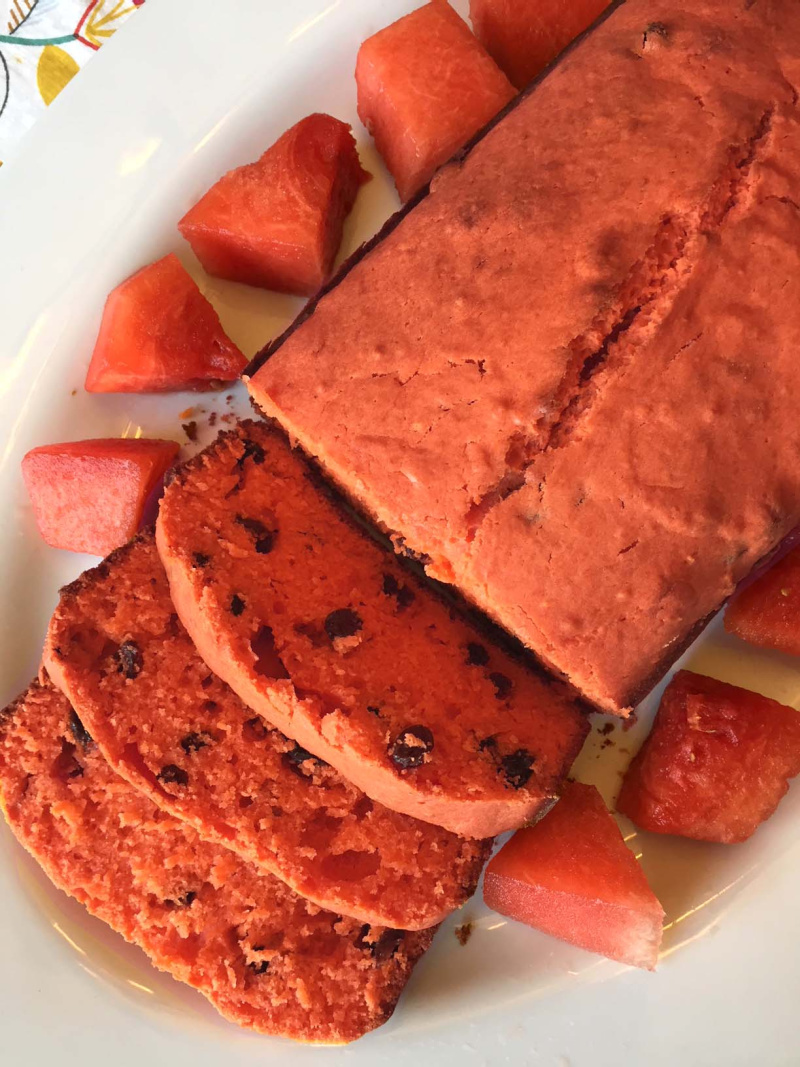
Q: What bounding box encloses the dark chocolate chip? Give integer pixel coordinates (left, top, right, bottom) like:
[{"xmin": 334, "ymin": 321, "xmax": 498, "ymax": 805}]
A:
[
  {"xmin": 116, "ymin": 640, "xmax": 142, "ymax": 679},
  {"xmin": 68, "ymin": 710, "xmax": 94, "ymax": 750},
  {"xmin": 367, "ymin": 705, "xmax": 382, "ymax": 717},
  {"xmin": 236, "ymin": 440, "xmax": 266, "ymax": 468},
  {"xmin": 478, "ymin": 735, "xmax": 498, "ymax": 754},
  {"xmin": 355, "ymin": 926, "xmax": 405, "ymax": 963},
  {"xmin": 255, "ymin": 532, "xmax": 275, "ymax": 554},
  {"xmin": 182, "ymin": 420, "xmax": 198, "ymax": 442},
  {"xmin": 324, "ymin": 608, "xmax": 363, "ymax": 640},
  {"xmin": 180, "ymin": 731, "xmax": 214, "ymax": 754},
  {"xmin": 389, "ymin": 726, "xmax": 434, "ymax": 770},
  {"xmin": 500, "ymin": 749, "xmax": 535, "ymax": 790},
  {"xmin": 382, "ymin": 574, "xmax": 400, "ymax": 597},
  {"xmin": 158, "ymin": 764, "xmax": 189, "ymax": 786},
  {"xmin": 230, "ymin": 594, "xmax": 246, "ymax": 617},
  {"xmin": 489, "ymin": 672, "xmax": 513, "ymax": 700},
  {"xmin": 381, "ymin": 573, "xmax": 415, "ymax": 610},
  {"xmin": 466, "ymin": 642, "xmax": 490, "ymax": 667},
  {"xmin": 244, "ymin": 716, "xmax": 268, "ymax": 740},
  {"xmin": 192, "ymin": 553, "xmax": 210, "ymax": 568},
  {"xmin": 227, "ymin": 439, "xmax": 267, "ymax": 496},
  {"xmin": 235, "ymin": 515, "xmax": 277, "ymax": 555}
]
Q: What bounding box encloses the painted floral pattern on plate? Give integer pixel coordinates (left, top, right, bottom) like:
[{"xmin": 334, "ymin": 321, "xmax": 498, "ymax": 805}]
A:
[{"xmin": 0, "ymin": 0, "xmax": 146, "ymax": 166}]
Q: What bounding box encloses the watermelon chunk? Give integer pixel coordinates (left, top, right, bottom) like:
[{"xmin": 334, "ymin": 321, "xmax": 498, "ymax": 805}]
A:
[
  {"xmin": 22, "ymin": 439, "xmax": 179, "ymax": 556},
  {"xmin": 725, "ymin": 546, "xmax": 800, "ymax": 656},
  {"xmin": 356, "ymin": 1, "xmax": 516, "ymax": 203},
  {"xmin": 484, "ymin": 781, "xmax": 664, "ymax": 970},
  {"xmin": 617, "ymin": 671, "xmax": 800, "ymax": 844},
  {"xmin": 178, "ymin": 114, "xmax": 370, "ymax": 295},
  {"xmin": 469, "ymin": 0, "xmax": 613, "ymax": 90},
  {"xmin": 85, "ymin": 254, "xmax": 246, "ymax": 393}
]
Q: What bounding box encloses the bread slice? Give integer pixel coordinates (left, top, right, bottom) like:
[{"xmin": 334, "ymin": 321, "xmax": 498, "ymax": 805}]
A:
[
  {"xmin": 155, "ymin": 422, "xmax": 589, "ymax": 838},
  {"xmin": 43, "ymin": 532, "xmax": 487, "ymax": 930},
  {"xmin": 0, "ymin": 680, "xmax": 434, "ymax": 1043}
]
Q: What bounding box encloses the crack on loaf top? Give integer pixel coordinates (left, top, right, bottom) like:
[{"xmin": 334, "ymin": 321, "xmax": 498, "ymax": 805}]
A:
[{"xmin": 464, "ymin": 105, "xmax": 778, "ymax": 542}]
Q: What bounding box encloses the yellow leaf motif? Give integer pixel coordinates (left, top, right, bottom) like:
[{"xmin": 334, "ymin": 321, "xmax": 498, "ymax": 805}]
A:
[
  {"xmin": 82, "ymin": 0, "xmax": 137, "ymax": 49},
  {"xmin": 37, "ymin": 45, "xmax": 79, "ymax": 106}
]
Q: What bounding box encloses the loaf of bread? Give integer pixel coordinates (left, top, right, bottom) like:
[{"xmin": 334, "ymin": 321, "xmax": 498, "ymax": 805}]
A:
[{"xmin": 247, "ymin": 0, "xmax": 800, "ymax": 713}]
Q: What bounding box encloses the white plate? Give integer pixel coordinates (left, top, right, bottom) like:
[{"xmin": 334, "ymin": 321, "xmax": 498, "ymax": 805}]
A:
[{"xmin": 1, "ymin": 3, "xmax": 799, "ymax": 1064}]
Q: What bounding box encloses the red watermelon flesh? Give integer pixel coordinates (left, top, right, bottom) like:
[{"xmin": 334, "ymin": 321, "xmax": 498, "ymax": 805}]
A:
[
  {"xmin": 484, "ymin": 781, "xmax": 664, "ymax": 970},
  {"xmin": 617, "ymin": 671, "xmax": 800, "ymax": 844},
  {"xmin": 725, "ymin": 546, "xmax": 800, "ymax": 656},
  {"xmin": 85, "ymin": 254, "xmax": 246, "ymax": 393},
  {"xmin": 469, "ymin": 0, "xmax": 613, "ymax": 90},
  {"xmin": 178, "ymin": 114, "xmax": 370, "ymax": 295},
  {"xmin": 22, "ymin": 438, "xmax": 180, "ymax": 556},
  {"xmin": 356, "ymin": 1, "xmax": 516, "ymax": 203}
]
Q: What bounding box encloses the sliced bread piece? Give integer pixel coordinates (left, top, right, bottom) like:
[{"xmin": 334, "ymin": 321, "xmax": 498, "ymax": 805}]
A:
[
  {"xmin": 43, "ymin": 533, "xmax": 487, "ymax": 930},
  {"xmin": 155, "ymin": 422, "xmax": 589, "ymax": 838},
  {"xmin": 0, "ymin": 680, "xmax": 434, "ymax": 1044}
]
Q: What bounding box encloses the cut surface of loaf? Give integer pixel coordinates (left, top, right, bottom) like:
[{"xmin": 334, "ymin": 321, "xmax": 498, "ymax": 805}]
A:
[
  {"xmin": 247, "ymin": 0, "xmax": 800, "ymax": 714},
  {"xmin": 156, "ymin": 422, "xmax": 589, "ymax": 839},
  {"xmin": 0, "ymin": 680, "xmax": 434, "ymax": 1044},
  {"xmin": 43, "ymin": 533, "xmax": 488, "ymax": 930}
]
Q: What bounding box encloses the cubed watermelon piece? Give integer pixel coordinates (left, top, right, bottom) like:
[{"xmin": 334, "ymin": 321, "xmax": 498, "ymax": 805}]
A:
[
  {"xmin": 178, "ymin": 114, "xmax": 370, "ymax": 295},
  {"xmin": 617, "ymin": 671, "xmax": 800, "ymax": 844},
  {"xmin": 484, "ymin": 781, "xmax": 664, "ymax": 970},
  {"xmin": 725, "ymin": 546, "xmax": 800, "ymax": 656},
  {"xmin": 469, "ymin": 0, "xmax": 613, "ymax": 90},
  {"xmin": 85, "ymin": 254, "xmax": 246, "ymax": 393},
  {"xmin": 22, "ymin": 438, "xmax": 179, "ymax": 556},
  {"xmin": 356, "ymin": 1, "xmax": 516, "ymax": 203}
]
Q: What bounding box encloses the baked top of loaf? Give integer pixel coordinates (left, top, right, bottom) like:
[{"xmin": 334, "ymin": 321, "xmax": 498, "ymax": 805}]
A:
[
  {"xmin": 248, "ymin": 0, "xmax": 800, "ymax": 712},
  {"xmin": 44, "ymin": 532, "xmax": 487, "ymax": 930},
  {"xmin": 156, "ymin": 422, "xmax": 588, "ymax": 838},
  {"xmin": 0, "ymin": 680, "xmax": 434, "ymax": 1044}
]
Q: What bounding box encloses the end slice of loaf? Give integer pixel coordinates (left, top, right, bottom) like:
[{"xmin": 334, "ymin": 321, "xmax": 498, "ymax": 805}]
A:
[{"xmin": 0, "ymin": 680, "xmax": 434, "ymax": 1043}]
